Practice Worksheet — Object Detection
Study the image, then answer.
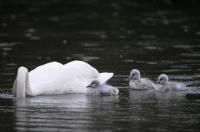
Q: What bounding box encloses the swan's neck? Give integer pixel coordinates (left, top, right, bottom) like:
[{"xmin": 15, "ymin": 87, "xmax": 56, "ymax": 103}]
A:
[{"xmin": 14, "ymin": 66, "xmax": 29, "ymax": 98}]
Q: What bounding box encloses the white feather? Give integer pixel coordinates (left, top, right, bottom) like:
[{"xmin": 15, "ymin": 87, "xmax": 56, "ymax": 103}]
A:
[
  {"xmin": 14, "ymin": 60, "xmax": 114, "ymax": 97},
  {"xmin": 97, "ymin": 72, "xmax": 113, "ymax": 85}
]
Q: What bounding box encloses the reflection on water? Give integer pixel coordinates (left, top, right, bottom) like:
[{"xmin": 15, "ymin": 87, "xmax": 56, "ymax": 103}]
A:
[
  {"xmin": 0, "ymin": 0, "xmax": 200, "ymax": 131},
  {"xmin": 0, "ymin": 92, "xmax": 199, "ymax": 132}
]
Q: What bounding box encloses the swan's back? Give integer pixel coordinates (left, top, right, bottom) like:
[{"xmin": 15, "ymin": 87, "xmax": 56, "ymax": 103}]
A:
[{"xmin": 29, "ymin": 62, "xmax": 63, "ymax": 84}]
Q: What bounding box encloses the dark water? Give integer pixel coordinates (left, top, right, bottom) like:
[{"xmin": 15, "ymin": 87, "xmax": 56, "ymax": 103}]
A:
[{"xmin": 0, "ymin": 0, "xmax": 200, "ymax": 131}]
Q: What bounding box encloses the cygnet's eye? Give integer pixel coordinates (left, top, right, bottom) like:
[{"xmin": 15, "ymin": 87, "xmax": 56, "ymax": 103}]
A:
[
  {"xmin": 160, "ymin": 78, "xmax": 163, "ymax": 81},
  {"xmin": 92, "ymin": 83, "xmax": 96, "ymax": 86}
]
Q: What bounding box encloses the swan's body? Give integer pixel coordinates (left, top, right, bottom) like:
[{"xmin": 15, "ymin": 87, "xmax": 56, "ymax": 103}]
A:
[
  {"xmin": 13, "ymin": 61, "xmax": 114, "ymax": 98},
  {"xmin": 129, "ymin": 69, "xmax": 157, "ymax": 90},
  {"xmin": 156, "ymin": 74, "xmax": 188, "ymax": 91},
  {"xmin": 87, "ymin": 80, "xmax": 119, "ymax": 96}
]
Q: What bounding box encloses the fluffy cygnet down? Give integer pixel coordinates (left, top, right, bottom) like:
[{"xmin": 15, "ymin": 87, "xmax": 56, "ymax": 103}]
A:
[
  {"xmin": 129, "ymin": 69, "xmax": 157, "ymax": 90},
  {"xmin": 87, "ymin": 80, "xmax": 119, "ymax": 96},
  {"xmin": 156, "ymin": 74, "xmax": 188, "ymax": 92}
]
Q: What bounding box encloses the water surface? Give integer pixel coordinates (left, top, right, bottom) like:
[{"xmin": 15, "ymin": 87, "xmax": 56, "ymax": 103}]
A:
[{"xmin": 0, "ymin": 0, "xmax": 200, "ymax": 131}]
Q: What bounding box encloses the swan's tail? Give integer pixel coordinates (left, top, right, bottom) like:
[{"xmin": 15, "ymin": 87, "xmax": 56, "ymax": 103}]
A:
[{"xmin": 12, "ymin": 66, "xmax": 31, "ymax": 98}]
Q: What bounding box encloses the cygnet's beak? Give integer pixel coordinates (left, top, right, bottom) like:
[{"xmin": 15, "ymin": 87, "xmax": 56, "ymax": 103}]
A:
[
  {"xmin": 86, "ymin": 84, "xmax": 92, "ymax": 88},
  {"xmin": 128, "ymin": 75, "xmax": 133, "ymax": 81},
  {"xmin": 156, "ymin": 80, "xmax": 159, "ymax": 84}
]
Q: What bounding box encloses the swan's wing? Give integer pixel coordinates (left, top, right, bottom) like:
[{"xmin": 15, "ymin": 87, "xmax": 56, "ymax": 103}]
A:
[
  {"xmin": 55, "ymin": 60, "xmax": 100, "ymax": 93},
  {"xmin": 97, "ymin": 72, "xmax": 114, "ymax": 85},
  {"xmin": 29, "ymin": 62, "xmax": 64, "ymax": 95},
  {"xmin": 64, "ymin": 60, "xmax": 99, "ymax": 80},
  {"xmin": 30, "ymin": 62, "xmax": 63, "ymax": 75},
  {"xmin": 29, "ymin": 62, "xmax": 63, "ymax": 82},
  {"xmin": 65, "ymin": 61, "xmax": 113, "ymax": 84}
]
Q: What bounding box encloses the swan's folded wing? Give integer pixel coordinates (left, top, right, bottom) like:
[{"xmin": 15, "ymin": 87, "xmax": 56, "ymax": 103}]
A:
[
  {"xmin": 29, "ymin": 62, "xmax": 64, "ymax": 95},
  {"xmin": 64, "ymin": 60, "xmax": 99, "ymax": 79},
  {"xmin": 97, "ymin": 72, "xmax": 114, "ymax": 85}
]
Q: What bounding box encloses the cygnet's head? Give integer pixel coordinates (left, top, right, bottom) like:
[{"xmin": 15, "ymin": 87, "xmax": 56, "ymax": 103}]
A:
[
  {"xmin": 129, "ymin": 69, "xmax": 140, "ymax": 80},
  {"xmin": 157, "ymin": 74, "xmax": 169, "ymax": 84},
  {"xmin": 87, "ymin": 80, "xmax": 101, "ymax": 89}
]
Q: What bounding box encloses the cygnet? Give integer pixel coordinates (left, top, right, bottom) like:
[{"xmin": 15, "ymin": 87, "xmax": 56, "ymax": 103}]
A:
[
  {"xmin": 129, "ymin": 69, "xmax": 157, "ymax": 90},
  {"xmin": 156, "ymin": 74, "xmax": 188, "ymax": 91},
  {"xmin": 87, "ymin": 80, "xmax": 119, "ymax": 96}
]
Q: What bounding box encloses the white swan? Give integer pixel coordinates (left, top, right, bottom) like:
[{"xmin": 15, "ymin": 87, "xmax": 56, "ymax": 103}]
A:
[
  {"xmin": 86, "ymin": 80, "xmax": 119, "ymax": 96},
  {"xmin": 129, "ymin": 69, "xmax": 157, "ymax": 90},
  {"xmin": 156, "ymin": 74, "xmax": 188, "ymax": 91},
  {"xmin": 12, "ymin": 60, "xmax": 115, "ymax": 98}
]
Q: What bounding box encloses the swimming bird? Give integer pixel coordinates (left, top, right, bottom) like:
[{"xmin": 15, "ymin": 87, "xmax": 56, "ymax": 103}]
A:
[
  {"xmin": 12, "ymin": 60, "xmax": 115, "ymax": 98},
  {"xmin": 156, "ymin": 74, "xmax": 188, "ymax": 91},
  {"xmin": 128, "ymin": 69, "xmax": 157, "ymax": 90},
  {"xmin": 86, "ymin": 80, "xmax": 119, "ymax": 96}
]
